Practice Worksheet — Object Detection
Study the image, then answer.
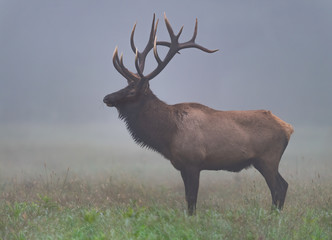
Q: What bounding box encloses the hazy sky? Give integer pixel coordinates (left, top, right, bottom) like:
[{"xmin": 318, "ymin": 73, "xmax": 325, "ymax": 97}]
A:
[{"xmin": 1, "ymin": 0, "xmax": 331, "ymax": 127}]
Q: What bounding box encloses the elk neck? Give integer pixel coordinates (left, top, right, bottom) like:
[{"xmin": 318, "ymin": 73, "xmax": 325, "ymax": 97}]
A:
[{"xmin": 115, "ymin": 89, "xmax": 177, "ymax": 159}]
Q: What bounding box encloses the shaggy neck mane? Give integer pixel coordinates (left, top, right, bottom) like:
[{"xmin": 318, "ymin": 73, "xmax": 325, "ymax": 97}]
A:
[{"xmin": 116, "ymin": 90, "xmax": 177, "ymax": 158}]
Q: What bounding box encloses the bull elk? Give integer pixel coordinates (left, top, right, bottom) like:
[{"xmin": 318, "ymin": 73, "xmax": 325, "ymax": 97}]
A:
[{"xmin": 103, "ymin": 13, "xmax": 294, "ymax": 215}]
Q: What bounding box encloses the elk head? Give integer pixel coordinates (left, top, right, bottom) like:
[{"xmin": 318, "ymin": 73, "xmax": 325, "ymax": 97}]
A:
[{"xmin": 103, "ymin": 13, "xmax": 218, "ymax": 108}]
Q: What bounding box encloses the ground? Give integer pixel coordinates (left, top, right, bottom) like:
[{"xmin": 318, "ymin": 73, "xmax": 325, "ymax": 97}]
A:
[{"xmin": 0, "ymin": 130, "xmax": 331, "ymax": 239}]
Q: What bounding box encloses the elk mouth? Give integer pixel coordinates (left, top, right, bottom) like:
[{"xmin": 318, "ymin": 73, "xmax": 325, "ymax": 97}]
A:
[
  {"xmin": 105, "ymin": 103, "xmax": 114, "ymax": 107},
  {"xmin": 104, "ymin": 101, "xmax": 115, "ymax": 107}
]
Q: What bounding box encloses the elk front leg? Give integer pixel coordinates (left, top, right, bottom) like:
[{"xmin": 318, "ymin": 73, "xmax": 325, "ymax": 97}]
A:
[{"xmin": 180, "ymin": 167, "xmax": 200, "ymax": 215}]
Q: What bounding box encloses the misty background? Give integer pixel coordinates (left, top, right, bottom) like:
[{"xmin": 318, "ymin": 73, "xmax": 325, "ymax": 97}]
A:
[{"xmin": 1, "ymin": 0, "xmax": 331, "ymax": 178}]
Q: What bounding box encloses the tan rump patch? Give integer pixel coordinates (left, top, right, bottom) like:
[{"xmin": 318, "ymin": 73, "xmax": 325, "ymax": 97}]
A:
[{"xmin": 270, "ymin": 113, "xmax": 294, "ymax": 140}]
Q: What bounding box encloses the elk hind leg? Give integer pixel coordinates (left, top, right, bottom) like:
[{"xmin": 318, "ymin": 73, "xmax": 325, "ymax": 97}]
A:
[
  {"xmin": 254, "ymin": 161, "xmax": 286, "ymax": 210},
  {"xmin": 276, "ymin": 172, "xmax": 288, "ymax": 209}
]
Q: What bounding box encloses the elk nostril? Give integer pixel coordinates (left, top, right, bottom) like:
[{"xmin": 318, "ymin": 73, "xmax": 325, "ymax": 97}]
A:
[{"xmin": 103, "ymin": 96, "xmax": 108, "ymax": 103}]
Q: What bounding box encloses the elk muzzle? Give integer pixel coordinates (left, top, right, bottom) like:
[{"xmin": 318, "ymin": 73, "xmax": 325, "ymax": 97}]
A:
[{"xmin": 103, "ymin": 94, "xmax": 116, "ymax": 107}]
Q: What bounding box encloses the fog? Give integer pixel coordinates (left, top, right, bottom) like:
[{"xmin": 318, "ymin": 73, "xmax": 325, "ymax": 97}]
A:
[{"xmin": 1, "ymin": 1, "xmax": 331, "ymax": 177}]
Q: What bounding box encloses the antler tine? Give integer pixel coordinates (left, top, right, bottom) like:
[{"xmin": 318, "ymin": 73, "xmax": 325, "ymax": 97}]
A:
[
  {"xmin": 190, "ymin": 18, "xmax": 198, "ymax": 42},
  {"xmin": 119, "ymin": 53, "xmax": 140, "ymax": 82},
  {"xmin": 135, "ymin": 49, "xmax": 144, "ymax": 78},
  {"xmin": 179, "ymin": 18, "xmax": 218, "ymax": 53},
  {"xmin": 179, "ymin": 42, "xmax": 219, "ymax": 53},
  {"xmin": 163, "ymin": 13, "xmax": 176, "ymax": 41},
  {"xmin": 130, "ymin": 23, "xmax": 137, "ymax": 54},
  {"xmin": 112, "ymin": 47, "xmax": 126, "ymax": 78},
  {"xmin": 135, "ymin": 14, "xmax": 159, "ymax": 75},
  {"xmin": 153, "ymin": 36, "xmax": 162, "ymax": 65},
  {"xmin": 113, "ymin": 46, "xmax": 139, "ymax": 83},
  {"xmin": 130, "ymin": 14, "xmax": 158, "ymax": 56},
  {"xmin": 145, "ymin": 13, "xmax": 157, "ymax": 53},
  {"xmin": 176, "ymin": 25, "xmax": 184, "ymax": 40}
]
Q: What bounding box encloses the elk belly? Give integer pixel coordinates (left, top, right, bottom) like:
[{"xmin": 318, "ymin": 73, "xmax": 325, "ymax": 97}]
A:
[{"xmin": 202, "ymin": 134, "xmax": 254, "ymax": 171}]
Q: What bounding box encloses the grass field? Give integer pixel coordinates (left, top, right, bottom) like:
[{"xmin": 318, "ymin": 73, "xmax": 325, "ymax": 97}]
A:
[{"xmin": 1, "ymin": 126, "xmax": 332, "ymax": 239}]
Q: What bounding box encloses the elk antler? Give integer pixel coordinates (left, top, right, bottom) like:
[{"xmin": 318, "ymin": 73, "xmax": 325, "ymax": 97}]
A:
[{"xmin": 112, "ymin": 13, "xmax": 218, "ymax": 83}]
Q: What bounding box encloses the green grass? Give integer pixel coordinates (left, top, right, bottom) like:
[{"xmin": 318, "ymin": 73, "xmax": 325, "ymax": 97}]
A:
[
  {"xmin": 1, "ymin": 139, "xmax": 331, "ymax": 239},
  {"xmin": 1, "ymin": 169, "xmax": 331, "ymax": 240},
  {"xmin": 1, "ymin": 198, "xmax": 331, "ymax": 240}
]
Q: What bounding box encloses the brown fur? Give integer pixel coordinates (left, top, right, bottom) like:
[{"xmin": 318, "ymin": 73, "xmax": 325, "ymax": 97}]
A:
[{"xmin": 104, "ymin": 87, "xmax": 293, "ymax": 215}]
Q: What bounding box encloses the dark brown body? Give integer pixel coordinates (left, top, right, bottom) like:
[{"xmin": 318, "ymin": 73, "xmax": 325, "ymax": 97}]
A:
[
  {"xmin": 105, "ymin": 88, "xmax": 293, "ymax": 215},
  {"xmin": 103, "ymin": 14, "xmax": 293, "ymax": 215}
]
